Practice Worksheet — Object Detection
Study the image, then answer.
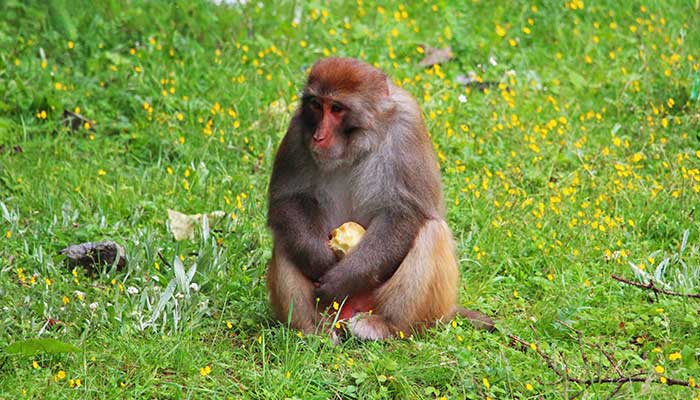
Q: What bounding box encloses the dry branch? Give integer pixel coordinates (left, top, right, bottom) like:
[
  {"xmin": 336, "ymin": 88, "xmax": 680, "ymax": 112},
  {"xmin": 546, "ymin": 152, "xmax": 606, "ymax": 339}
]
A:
[
  {"xmin": 506, "ymin": 327, "xmax": 698, "ymax": 398},
  {"xmin": 611, "ymin": 274, "xmax": 700, "ymax": 299}
]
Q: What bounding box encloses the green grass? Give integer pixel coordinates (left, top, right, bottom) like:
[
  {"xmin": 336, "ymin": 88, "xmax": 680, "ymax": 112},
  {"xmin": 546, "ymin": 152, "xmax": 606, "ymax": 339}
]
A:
[{"xmin": 1, "ymin": 0, "xmax": 700, "ymax": 398}]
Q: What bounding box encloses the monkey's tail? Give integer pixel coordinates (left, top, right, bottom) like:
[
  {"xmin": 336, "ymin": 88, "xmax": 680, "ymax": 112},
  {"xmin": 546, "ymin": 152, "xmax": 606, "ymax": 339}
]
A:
[{"xmin": 453, "ymin": 306, "xmax": 496, "ymax": 332}]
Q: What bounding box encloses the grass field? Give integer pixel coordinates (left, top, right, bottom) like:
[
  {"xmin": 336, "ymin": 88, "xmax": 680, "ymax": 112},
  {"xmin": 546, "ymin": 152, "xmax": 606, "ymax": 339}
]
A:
[{"xmin": 1, "ymin": 0, "xmax": 700, "ymax": 398}]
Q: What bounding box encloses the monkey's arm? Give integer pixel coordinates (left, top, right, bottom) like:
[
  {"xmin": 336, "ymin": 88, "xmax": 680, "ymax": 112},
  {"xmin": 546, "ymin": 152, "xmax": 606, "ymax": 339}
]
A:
[
  {"xmin": 268, "ymin": 194, "xmax": 337, "ymax": 282},
  {"xmin": 314, "ymin": 208, "xmax": 423, "ymax": 304}
]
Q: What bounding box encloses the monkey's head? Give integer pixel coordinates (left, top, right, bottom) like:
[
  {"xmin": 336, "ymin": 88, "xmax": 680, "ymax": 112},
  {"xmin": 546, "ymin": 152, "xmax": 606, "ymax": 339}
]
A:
[{"xmin": 300, "ymin": 58, "xmax": 391, "ymax": 170}]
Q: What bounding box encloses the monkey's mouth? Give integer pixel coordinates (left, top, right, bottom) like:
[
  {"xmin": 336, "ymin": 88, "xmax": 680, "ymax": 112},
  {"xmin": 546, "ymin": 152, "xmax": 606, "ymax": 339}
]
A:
[
  {"xmin": 310, "ymin": 145, "xmax": 346, "ymax": 168},
  {"xmin": 310, "ymin": 141, "xmax": 339, "ymax": 157}
]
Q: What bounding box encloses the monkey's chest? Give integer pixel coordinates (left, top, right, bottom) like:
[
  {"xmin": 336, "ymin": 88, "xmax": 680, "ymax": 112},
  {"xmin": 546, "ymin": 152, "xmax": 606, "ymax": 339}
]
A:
[{"xmin": 319, "ymin": 177, "xmax": 366, "ymax": 227}]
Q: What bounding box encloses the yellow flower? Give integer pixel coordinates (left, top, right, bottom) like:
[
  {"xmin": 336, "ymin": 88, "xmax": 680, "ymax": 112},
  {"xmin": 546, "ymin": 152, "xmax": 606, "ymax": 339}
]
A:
[
  {"xmin": 98, "ymin": 169, "xmax": 106, "ymax": 176},
  {"xmin": 55, "ymin": 370, "xmax": 66, "ymax": 381},
  {"xmin": 669, "ymin": 352, "xmax": 681, "ymax": 361},
  {"xmin": 525, "ymin": 383, "xmax": 534, "ymax": 391},
  {"xmin": 67, "ymin": 41, "xmax": 74, "ymax": 49},
  {"xmin": 32, "ymin": 360, "xmax": 39, "ymax": 369},
  {"xmin": 655, "ymin": 365, "xmax": 665, "ymax": 374},
  {"xmin": 482, "ymin": 377, "xmax": 491, "ymax": 389},
  {"xmin": 199, "ymin": 365, "xmax": 211, "ymax": 376},
  {"xmin": 495, "ymin": 24, "xmax": 506, "ymax": 38}
]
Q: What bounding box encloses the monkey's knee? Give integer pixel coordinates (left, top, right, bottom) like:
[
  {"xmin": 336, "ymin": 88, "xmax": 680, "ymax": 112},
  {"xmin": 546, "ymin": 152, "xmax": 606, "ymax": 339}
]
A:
[
  {"xmin": 267, "ymin": 249, "xmax": 317, "ymax": 332},
  {"xmin": 375, "ymin": 219, "xmax": 459, "ymax": 327},
  {"xmin": 347, "ymin": 313, "xmax": 395, "ymax": 341}
]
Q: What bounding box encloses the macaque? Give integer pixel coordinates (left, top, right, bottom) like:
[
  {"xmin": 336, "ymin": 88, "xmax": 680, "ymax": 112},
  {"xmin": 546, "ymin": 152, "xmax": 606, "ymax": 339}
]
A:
[{"xmin": 267, "ymin": 57, "xmax": 493, "ymax": 340}]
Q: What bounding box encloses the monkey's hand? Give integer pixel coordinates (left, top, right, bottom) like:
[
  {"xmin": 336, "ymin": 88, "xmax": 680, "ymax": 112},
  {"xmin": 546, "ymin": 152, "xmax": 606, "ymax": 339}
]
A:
[
  {"xmin": 301, "ymin": 242, "xmax": 338, "ymax": 282},
  {"xmin": 314, "ymin": 265, "xmax": 361, "ymax": 307}
]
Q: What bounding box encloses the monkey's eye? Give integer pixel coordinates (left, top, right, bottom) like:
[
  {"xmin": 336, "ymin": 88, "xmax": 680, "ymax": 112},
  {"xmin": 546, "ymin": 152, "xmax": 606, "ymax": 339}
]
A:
[
  {"xmin": 330, "ymin": 102, "xmax": 344, "ymax": 114},
  {"xmin": 308, "ymin": 98, "xmax": 322, "ymax": 111}
]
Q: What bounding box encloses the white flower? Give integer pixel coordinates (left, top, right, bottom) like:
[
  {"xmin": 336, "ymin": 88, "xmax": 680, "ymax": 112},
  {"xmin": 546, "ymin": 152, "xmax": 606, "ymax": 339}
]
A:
[
  {"xmin": 89, "ymin": 302, "xmax": 98, "ymax": 312},
  {"xmin": 189, "ymin": 283, "xmax": 200, "ymax": 292},
  {"xmin": 489, "ymin": 56, "xmax": 498, "ymax": 66},
  {"xmin": 127, "ymin": 286, "xmax": 139, "ymax": 295},
  {"xmin": 458, "ymin": 94, "xmax": 467, "ymax": 103}
]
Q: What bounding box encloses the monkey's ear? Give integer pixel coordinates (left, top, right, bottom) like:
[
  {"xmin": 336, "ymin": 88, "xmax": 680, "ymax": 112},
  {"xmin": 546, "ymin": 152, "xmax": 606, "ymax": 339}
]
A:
[
  {"xmin": 377, "ymin": 74, "xmax": 390, "ymax": 97},
  {"xmin": 382, "ymin": 77, "xmax": 391, "ymax": 96}
]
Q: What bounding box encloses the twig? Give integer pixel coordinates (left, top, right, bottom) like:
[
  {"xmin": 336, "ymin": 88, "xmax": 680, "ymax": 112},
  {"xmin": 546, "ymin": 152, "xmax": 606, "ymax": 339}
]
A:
[
  {"xmin": 598, "ymin": 346, "xmax": 624, "ymax": 378},
  {"xmin": 611, "ymin": 274, "xmax": 700, "ymax": 299},
  {"xmin": 506, "ymin": 332, "xmax": 698, "ymax": 396},
  {"xmin": 157, "ymin": 251, "xmax": 173, "ymax": 269},
  {"xmin": 606, "ymin": 381, "xmax": 625, "ymax": 399}
]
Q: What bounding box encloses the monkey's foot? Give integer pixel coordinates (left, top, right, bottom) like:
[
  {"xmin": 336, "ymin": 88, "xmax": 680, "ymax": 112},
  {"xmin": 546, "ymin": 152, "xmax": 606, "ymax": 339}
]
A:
[{"xmin": 347, "ymin": 313, "xmax": 394, "ymax": 340}]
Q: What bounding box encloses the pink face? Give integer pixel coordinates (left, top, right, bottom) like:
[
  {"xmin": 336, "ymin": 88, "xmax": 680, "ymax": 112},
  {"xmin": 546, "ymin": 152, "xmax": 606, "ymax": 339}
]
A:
[{"xmin": 305, "ymin": 96, "xmax": 348, "ymax": 162}]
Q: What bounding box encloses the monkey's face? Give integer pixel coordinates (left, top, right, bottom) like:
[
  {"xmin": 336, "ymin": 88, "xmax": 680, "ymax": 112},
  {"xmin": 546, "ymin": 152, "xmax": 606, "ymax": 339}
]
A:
[{"xmin": 301, "ymin": 95, "xmax": 356, "ymax": 169}]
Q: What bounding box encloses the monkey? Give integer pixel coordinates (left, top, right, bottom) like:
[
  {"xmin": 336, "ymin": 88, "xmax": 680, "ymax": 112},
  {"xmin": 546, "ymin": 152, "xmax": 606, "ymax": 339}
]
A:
[{"xmin": 266, "ymin": 57, "xmax": 494, "ymax": 340}]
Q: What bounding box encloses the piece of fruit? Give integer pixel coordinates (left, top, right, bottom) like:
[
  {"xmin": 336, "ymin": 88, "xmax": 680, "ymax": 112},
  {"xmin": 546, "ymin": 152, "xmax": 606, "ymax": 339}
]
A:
[{"xmin": 328, "ymin": 221, "xmax": 365, "ymax": 258}]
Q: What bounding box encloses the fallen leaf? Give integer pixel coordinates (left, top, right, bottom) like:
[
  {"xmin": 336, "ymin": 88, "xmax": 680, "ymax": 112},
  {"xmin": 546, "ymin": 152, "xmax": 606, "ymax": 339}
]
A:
[
  {"xmin": 167, "ymin": 209, "xmax": 227, "ymax": 241},
  {"xmin": 418, "ymin": 46, "xmax": 453, "ymax": 67},
  {"xmin": 168, "ymin": 209, "xmax": 197, "ymax": 241}
]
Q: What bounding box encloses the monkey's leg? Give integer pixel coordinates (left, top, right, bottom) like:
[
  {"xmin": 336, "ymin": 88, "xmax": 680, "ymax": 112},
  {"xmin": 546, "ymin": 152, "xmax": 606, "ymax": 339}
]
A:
[
  {"xmin": 267, "ymin": 247, "xmax": 319, "ymax": 333},
  {"xmin": 348, "ymin": 219, "xmax": 460, "ymax": 340}
]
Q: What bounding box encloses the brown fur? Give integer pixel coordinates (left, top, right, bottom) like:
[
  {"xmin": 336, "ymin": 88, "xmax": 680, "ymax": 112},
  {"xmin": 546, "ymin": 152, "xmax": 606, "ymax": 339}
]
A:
[
  {"xmin": 307, "ymin": 58, "xmax": 389, "ymax": 98},
  {"xmin": 267, "ymin": 246, "xmax": 319, "ymax": 333}
]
